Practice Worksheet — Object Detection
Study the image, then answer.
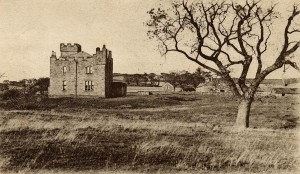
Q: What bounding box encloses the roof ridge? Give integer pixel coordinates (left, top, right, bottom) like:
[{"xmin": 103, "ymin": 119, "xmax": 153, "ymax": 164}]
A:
[{"xmin": 68, "ymin": 51, "xmax": 92, "ymax": 58}]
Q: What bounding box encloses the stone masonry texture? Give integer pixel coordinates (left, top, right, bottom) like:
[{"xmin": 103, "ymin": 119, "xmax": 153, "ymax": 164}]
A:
[{"xmin": 49, "ymin": 43, "xmax": 113, "ymax": 98}]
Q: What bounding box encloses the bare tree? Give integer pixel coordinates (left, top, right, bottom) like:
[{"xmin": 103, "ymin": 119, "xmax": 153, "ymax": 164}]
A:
[
  {"xmin": 146, "ymin": 0, "xmax": 300, "ymax": 130},
  {"xmin": 0, "ymin": 73, "xmax": 6, "ymax": 79}
]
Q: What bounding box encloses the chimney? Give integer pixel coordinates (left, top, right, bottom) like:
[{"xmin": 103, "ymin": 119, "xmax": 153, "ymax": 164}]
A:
[
  {"xmin": 51, "ymin": 51, "xmax": 57, "ymax": 59},
  {"xmin": 96, "ymin": 47, "xmax": 100, "ymax": 54}
]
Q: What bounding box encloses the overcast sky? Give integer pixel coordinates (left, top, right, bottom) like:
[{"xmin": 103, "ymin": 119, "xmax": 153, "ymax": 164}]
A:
[{"xmin": 0, "ymin": 0, "xmax": 299, "ymax": 81}]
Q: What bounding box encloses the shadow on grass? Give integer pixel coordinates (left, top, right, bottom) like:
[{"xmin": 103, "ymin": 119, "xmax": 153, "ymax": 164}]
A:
[
  {"xmin": 0, "ymin": 127, "xmax": 296, "ymax": 172},
  {"xmin": 0, "ymin": 127, "xmax": 214, "ymax": 171},
  {"xmin": 0, "ymin": 95, "xmax": 182, "ymax": 111}
]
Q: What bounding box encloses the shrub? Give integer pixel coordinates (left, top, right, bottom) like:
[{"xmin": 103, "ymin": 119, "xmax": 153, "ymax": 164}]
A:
[{"xmin": 2, "ymin": 89, "xmax": 22, "ymax": 100}]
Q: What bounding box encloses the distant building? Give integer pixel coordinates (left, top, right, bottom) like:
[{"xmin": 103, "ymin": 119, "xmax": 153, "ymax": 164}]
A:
[
  {"xmin": 196, "ymin": 81, "xmax": 215, "ymax": 93},
  {"xmin": 2, "ymin": 80, "xmax": 10, "ymax": 84},
  {"xmin": 273, "ymin": 88, "xmax": 300, "ymax": 96},
  {"xmin": 195, "ymin": 77, "xmax": 295, "ymax": 95},
  {"xmin": 7, "ymin": 81, "xmax": 24, "ymax": 90},
  {"xmin": 162, "ymin": 83, "xmax": 182, "ymax": 92},
  {"xmin": 162, "ymin": 82, "xmax": 174, "ymax": 92},
  {"xmin": 256, "ymin": 84, "xmax": 273, "ymax": 96},
  {"xmin": 196, "ymin": 78, "xmax": 230, "ymax": 93},
  {"xmin": 272, "ymin": 78, "xmax": 300, "ymax": 96},
  {"xmin": 113, "ymin": 74, "xmax": 126, "ymax": 82},
  {"xmin": 49, "ymin": 43, "xmax": 126, "ymax": 98},
  {"xmin": 24, "ymin": 79, "xmax": 37, "ymax": 86}
]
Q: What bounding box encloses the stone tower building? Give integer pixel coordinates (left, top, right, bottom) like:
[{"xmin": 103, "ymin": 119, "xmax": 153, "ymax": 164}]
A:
[{"xmin": 49, "ymin": 43, "xmax": 113, "ymax": 98}]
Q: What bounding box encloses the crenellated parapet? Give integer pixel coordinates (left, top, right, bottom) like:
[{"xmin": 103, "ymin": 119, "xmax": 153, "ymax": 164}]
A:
[
  {"xmin": 51, "ymin": 44, "xmax": 112, "ymax": 65},
  {"xmin": 60, "ymin": 43, "xmax": 81, "ymax": 52},
  {"xmin": 60, "ymin": 43, "xmax": 82, "ymax": 57},
  {"xmin": 94, "ymin": 44, "xmax": 112, "ymax": 59}
]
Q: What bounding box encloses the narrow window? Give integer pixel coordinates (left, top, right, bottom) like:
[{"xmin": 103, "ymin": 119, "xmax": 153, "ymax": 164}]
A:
[
  {"xmin": 85, "ymin": 81, "xmax": 89, "ymax": 91},
  {"xmin": 63, "ymin": 81, "xmax": 67, "ymax": 91},
  {"xmin": 91, "ymin": 81, "xmax": 94, "ymax": 90},
  {"xmin": 85, "ymin": 81, "xmax": 94, "ymax": 91},
  {"xmin": 63, "ymin": 66, "xmax": 67, "ymax": 74},
  {"xmin": 86, "ymin": 66, "xmax": 92, "ymax": 74}
]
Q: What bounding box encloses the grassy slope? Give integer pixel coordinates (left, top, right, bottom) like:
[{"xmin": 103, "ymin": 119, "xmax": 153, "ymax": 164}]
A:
[{"xmin": 0, "ymin": 94, "xmax": 299, "ymax": 173}]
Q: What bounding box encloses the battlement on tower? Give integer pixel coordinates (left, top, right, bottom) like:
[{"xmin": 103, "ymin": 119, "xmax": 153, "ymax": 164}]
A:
[
  {"xmin": 52, "ymin": 43, "xmax": 112, "ymax": 63},
  {"xmin": 60, "ymin": 43, "xmax": 81, "ymax": 57},
  {"xmin": 94, "ymin": 45, "xmax": 112, "ymax": 59},
  {"xmin": 60, "ymin": 43, "xmax": 81, "ymax": 52}
]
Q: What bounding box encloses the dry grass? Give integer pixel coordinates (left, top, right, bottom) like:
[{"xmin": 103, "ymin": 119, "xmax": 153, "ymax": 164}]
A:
[{"xmin": 0, "ymin": 93, "xmax": 299, "ymax": 173}]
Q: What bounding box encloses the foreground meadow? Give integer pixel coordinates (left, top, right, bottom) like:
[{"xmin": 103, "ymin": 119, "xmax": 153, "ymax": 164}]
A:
[{"xmin": 0, "ymin": 93, "xmax": 299, "ymax": 174}]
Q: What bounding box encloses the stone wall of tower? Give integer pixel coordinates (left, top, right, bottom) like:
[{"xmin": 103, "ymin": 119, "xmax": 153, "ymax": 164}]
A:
[
  {"xmin": 49, "ymin": 54, "xmax": 77, "ymax": 97},
  {"xmin": 48, "ymin": 44, "xmax": 113, "ymax": 98},
  {"xmin": 103, "ymin": 46, "xmax": 113, "ymax": 97}
]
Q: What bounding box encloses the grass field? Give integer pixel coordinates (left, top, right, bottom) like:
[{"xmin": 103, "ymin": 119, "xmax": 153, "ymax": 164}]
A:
[{"xmin": 0, "ymin": 93, "xmax": 299, "ymax": 174}]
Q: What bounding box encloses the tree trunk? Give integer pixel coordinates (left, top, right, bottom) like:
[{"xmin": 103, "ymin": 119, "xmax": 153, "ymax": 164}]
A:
[{"xmin": 234, "ymin": 97, "xmax": 253, "ymax": 130}]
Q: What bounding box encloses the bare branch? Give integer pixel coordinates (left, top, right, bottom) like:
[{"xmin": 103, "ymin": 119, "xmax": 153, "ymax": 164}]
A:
[
  {"xmin": 147, "ymin": 1, "xmax": 300, "ymax": 98},
  {"xmin": 0, "ymin": 73, "xmax": 6, "ymax": 79},
  {"xmin": 254, "ymin": 6, "xmax": 275, "ymax": 78},
  {"xmin": 224, "ymin": 60, "xmax": 244, "ymax": 68},
  {"xmin": 285, "ymin": 42, "xmax": 300, "ymax": 56},
  {"xmin": 182, "ymin": 1, "xmax": 216, "ymax": 61},
  {"xmin": 253, "ymin": 5, "xmax": 300, "ymax": 88},
  {"xmin": 261, "ymin": 25, "xmax": 271, "ymax": 54},
  {"xmin": 288, "ymin": 29, "xmax": 300, "ymax": 34},
  {"xmin": 285, "ymin": 60, "xmax": 300, "ymax": 71},
  {"xmin": 167, "ymin": 48, "xmax": 221, "ymax": 75}
]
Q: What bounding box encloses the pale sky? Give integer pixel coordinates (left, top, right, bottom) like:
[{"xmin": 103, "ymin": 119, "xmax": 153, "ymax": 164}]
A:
[{"xmin": 0, "ymin": 0, "xmax": 299, "ymax": 81}]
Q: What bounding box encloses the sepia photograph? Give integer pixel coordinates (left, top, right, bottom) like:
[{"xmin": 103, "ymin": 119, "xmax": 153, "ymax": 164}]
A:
[{"xmin": 0, "ymin": 0, "xmax": 299, "ymax": 173}]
